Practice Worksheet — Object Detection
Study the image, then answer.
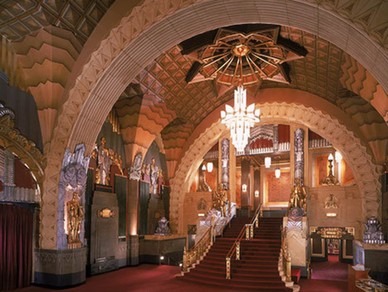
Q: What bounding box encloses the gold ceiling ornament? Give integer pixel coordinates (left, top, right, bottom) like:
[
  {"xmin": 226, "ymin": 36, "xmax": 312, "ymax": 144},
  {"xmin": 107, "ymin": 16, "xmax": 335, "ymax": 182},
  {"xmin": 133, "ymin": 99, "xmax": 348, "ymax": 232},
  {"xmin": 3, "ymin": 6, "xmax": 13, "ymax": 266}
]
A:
[{"xmin": 181, "ymin": 25, "xmax": 307, "ymax": 87}]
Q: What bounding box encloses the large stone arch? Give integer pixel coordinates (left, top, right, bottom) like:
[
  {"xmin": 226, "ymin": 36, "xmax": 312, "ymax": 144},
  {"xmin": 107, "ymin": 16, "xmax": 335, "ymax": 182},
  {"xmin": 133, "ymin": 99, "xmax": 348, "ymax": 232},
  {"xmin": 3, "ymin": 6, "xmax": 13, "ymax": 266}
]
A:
[
  {"xmin": 40, "ymin": 0, "xmax": 388, "ymax": 248},
  {"xmin": 170, "ymin": 102, "xmax": 381, "ymax": 234}
]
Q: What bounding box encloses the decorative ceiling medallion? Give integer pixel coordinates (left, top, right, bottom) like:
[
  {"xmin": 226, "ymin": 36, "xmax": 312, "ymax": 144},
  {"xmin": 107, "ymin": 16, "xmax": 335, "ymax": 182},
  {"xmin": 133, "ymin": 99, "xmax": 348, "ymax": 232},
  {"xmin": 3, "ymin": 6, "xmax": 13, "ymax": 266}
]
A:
[{"xmin": 181, "ymin": 24, "xmax": 307, "ymax": 87}]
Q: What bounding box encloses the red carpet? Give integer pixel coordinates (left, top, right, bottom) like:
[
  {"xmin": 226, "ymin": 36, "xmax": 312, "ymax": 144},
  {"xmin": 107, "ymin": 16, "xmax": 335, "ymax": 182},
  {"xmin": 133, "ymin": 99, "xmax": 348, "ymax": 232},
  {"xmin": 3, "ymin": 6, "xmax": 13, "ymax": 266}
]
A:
[
  {"xmin": 178, "ymin": 217, "xmax": 292, "ymax": 291},
  {"xmin": 19, "ymin": 226, "xmax": 348, "ymax": 292},
  {"xmin": 20, "ymin": 261, "xmax": 348, "ymax": 292},
  {"xmin": 299, "ymin": 255, "xmax": 348, "ymax": 292}
]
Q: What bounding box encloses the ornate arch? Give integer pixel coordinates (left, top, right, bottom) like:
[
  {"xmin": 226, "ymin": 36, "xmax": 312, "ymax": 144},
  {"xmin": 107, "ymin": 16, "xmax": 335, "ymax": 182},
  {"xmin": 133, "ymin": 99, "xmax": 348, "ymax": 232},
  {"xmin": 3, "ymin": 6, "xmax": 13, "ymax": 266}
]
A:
[
  {"xmin": 41, "ymin": 0, "xmax": 388, "ymax": 248},
  {"xmin": 0, "ymin": 115, "xmax": 45, "ymax": 193},
  {"xmin": 170, "ymin": 102, "xmax": 381, "ymax": 234}
]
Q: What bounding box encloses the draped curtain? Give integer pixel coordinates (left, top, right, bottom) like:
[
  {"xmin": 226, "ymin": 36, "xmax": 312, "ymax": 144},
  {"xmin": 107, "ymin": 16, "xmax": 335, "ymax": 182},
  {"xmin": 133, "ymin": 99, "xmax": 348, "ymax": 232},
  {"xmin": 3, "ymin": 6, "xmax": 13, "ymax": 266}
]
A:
[{"xmin": 0, "ymin": 204, "xmax": 33, "ymax": 290}]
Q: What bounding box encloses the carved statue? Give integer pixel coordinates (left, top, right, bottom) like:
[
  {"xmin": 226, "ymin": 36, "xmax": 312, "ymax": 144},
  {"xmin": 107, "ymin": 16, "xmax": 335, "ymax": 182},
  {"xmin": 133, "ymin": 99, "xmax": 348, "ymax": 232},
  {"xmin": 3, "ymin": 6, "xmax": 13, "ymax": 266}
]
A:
[
  {"xmin": 155, "ymin": 216, "xmax": 170, "ymax": 235},
  {"xmin": 157, "ymin": 169, "xmax": 164, "ymax": 196},
  {"xmin": 130, "ymin": 152, "xmax": 142, "ymax": 180},
  {"xmin": 212, "ymin": 184, "xmax": 228, "ymax": 217},
  {"xmin": 66, "ymin": 192, "xmax": 84, "ymax": 244},
  {"xmin": 288, "ymin": 178, "xmax": 307, "ymax": 212},
  {"xmin": 324, "ymin": 194, "xmax": 338, "ymax": 209},
  {"xmin": 197, "ymin": 167, "xmax": 210, "ymax": 192},
  {"xmin": 150, "ymin": 158, "xmax": 159, "ymax": 195},
  {"xmin": 97, "ymin": 137, "xmax": 111, "ymax": 185}
]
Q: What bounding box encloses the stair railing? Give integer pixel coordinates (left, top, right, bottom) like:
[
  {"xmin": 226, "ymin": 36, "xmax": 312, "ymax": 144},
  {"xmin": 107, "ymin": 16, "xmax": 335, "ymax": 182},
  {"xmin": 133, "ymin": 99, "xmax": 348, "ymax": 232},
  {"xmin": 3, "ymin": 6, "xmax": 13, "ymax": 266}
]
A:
[
  {"xmin": 280, "ymin": 226, "xmax": 292, "ymax": 282},
  {"xmin": 182, "ymin": 225, "xmax": 213, "ymax": 273},
  {"xmin": 183, "ymin": 204, "xmax": 236, "ymax": 274},
  {"xmin": 225, "ymin": 204, "xmax": 262, "ymax": 279}
]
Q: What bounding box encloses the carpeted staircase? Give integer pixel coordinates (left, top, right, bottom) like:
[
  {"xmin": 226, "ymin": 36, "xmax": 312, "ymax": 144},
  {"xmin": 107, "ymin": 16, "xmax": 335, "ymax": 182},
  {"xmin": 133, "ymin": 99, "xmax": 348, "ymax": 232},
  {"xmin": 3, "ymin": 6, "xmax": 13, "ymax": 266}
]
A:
[{"xmin": 178, "ymin": 216, "xmax": 293, "ymax": 291}]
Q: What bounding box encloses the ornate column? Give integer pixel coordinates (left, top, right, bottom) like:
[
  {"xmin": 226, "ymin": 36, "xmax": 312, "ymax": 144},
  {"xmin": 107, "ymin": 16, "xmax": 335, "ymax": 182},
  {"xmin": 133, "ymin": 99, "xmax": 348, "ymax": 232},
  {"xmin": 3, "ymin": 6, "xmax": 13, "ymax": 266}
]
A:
[
  {"xmin": 220, "ymin": 138, "xmax": 230, "ymax": 190},
  {"xmin": 285, "ymin": 126, "xmax": 309, "ymax": 277},
  {"xmin": 34, "ymin": 144, "xmax": 89, "ymax": 287},
  {"xmin": 127, "ymin": 152, "xmax": 142, "ymax": 265},
  {"xmin": 241, "ymin": 158, "xmax": 251, "ymax": 216}
]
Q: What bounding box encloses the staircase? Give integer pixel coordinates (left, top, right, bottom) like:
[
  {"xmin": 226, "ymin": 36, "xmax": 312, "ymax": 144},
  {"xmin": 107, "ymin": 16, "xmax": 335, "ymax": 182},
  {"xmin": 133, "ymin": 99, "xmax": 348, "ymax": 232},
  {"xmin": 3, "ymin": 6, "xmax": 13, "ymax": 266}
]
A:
[{"xmin": 178, "ymin": 216, "xmax": 292, "ymax": 291}]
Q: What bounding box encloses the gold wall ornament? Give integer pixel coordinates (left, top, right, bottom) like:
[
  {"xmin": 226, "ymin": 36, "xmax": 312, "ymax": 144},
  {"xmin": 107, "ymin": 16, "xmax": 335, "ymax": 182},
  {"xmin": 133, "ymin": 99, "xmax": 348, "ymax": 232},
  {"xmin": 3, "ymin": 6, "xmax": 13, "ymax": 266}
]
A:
[
  {"xmin": 98, "ymin": 208, "xmax": 115, "ymax": 218},
  {"xmin": 66, "ymin": 192, "xmax": 84, "ymax": 247}
]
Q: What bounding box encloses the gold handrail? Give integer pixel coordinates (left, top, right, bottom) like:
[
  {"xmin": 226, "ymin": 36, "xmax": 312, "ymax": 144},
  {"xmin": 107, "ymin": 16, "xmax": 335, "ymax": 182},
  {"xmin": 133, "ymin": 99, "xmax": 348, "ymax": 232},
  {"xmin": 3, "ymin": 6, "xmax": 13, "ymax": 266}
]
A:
[
  {"xmin": 182, "ymin": 225, "xmax": 213, "ymax": 273},
  {"xmin": 183, "ymin": 206, "xmax": 235, "ymax": 274},
  {"xmin": 225, "ymin": 204, "xmax": 262, "ymax": 279},
  {"xmin": 281, "ymin": 226, "xmax": 292, "ymax": 282}
]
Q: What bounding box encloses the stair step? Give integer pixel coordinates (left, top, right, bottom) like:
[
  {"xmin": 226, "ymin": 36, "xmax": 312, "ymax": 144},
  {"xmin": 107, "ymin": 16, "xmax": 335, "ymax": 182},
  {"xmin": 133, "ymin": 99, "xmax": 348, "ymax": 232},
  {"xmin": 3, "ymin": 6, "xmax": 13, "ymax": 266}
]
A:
[{"xmin": 182, "ymin": 216, "xmax": 289, "ymax": 291}]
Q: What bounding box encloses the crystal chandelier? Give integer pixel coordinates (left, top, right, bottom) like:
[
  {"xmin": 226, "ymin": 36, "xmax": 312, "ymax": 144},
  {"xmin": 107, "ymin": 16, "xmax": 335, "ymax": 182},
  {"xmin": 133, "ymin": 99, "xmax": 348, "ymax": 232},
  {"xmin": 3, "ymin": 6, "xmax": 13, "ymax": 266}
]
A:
[{"xmin": 221, "ymin": 86, "xmax": 261, "ymax": 152}]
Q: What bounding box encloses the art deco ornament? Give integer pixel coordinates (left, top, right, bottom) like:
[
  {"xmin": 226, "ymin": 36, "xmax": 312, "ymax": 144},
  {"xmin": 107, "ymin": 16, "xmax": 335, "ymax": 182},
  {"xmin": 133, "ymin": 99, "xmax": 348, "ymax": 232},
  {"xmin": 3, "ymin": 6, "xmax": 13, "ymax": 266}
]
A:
[{"xmin": 221, "ymin": 86, "xmax": 260, "ymax": 152}]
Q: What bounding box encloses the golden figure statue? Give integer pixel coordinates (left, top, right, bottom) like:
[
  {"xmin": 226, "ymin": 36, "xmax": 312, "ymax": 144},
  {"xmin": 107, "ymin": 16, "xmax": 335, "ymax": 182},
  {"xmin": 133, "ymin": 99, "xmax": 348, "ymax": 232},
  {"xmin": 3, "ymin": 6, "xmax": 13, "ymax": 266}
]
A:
[
  {"xmin": 288, "ymin": 178, "xmax": 307, "ymax": 212},
  {"xmin": 67, "ymin": 192, "xmax": 84, "ymax": 245},
  {"xmin": 212, "ymin": 184, "xmax": 228, "ymax": 217}
]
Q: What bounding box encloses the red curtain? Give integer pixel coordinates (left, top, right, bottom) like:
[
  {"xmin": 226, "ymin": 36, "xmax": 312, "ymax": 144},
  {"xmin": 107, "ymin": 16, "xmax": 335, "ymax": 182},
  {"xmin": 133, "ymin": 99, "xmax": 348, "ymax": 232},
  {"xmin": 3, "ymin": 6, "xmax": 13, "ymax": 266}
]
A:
[{"xmin": 0, "ymin": 204, "xmax": 33, "ymax": 290}]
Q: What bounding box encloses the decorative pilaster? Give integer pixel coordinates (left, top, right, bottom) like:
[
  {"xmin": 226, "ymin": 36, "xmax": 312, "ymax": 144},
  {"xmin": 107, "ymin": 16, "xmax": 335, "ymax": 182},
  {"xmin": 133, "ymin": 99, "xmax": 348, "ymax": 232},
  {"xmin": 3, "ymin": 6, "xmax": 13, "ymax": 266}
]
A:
[
  {"xmin": 294, "ymin": 128, "xmax": 304, "ymax": 185},
  {"xmin": 57, "ymin": 144, "xmax": 90, "ymax": 250},
  {"xmin": 220, "ymin": 138, "xmax": 230, "ymax": 190}
]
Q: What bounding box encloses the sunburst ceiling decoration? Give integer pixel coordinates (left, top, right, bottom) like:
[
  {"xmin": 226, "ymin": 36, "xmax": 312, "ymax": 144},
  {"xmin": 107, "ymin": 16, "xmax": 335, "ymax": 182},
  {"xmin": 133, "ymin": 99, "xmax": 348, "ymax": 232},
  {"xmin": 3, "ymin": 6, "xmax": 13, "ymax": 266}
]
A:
[{"xmin": 180, "ymin": 24, "xmax": 307, "ymax": 87}]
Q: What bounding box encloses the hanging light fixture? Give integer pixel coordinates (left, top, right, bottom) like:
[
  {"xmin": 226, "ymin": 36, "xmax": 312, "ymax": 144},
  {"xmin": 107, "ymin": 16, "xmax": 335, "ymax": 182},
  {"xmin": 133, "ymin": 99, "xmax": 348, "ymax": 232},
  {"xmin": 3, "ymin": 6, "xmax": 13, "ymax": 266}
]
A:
[
  {"xmin": 264, "ymin": 157, "xmax": 271, "ymax": 168},
  {"xmin": 206, "ymin": 162, "xmax": 214, "ymax": 173},
  {"xmin": 221, "ymin": 86, "xmax": 260, "ymax": 152},
  {"xmin": 275, "ymin": 167, "xmax": 281, "ymax": 179}
]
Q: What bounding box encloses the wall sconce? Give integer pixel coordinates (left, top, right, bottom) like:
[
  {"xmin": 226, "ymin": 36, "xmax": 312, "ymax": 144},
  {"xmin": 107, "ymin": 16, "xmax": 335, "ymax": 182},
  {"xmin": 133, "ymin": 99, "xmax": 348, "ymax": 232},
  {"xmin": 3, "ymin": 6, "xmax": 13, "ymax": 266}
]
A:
[
  {"xmin": 264, "ymin": 157, "xmax": 271, "ymax": 168},
  {"xmin": 206, "ymin": 162, "xmax": 213, "ymax": 173},
  {"xmin": 242, "ymin": 184, "xmax": 247, "ymax": 192},
  {"xmin": 254, "ymin": 190, "xmax": 259, "ymax": 197},
  {"xmin": 201, "ymin": 164, "xmax": 206, "ymax": 171},
  {"xmin": 275, "ymin": 167, "xmax": 281, "ymax": 179}
]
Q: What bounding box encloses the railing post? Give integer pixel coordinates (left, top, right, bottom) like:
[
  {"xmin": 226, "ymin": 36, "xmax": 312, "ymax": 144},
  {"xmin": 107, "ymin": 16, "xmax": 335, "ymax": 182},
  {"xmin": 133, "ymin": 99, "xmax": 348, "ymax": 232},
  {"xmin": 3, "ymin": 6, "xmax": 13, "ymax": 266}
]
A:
[
  {"xmin": 183, "ymin": 246, "xmax": 188, "ymax": 273},
  {"xmin": 250, "ymin": 224, "xmax": 254, "ymax": 239},
  {"xmin": 245, "ymin": 224, "xmax": 250, "ymax": 239},
  {"xmin": 255, "ymin": 213, "xmax": 259, "ymax": 228},
  {"xmin": 286, "ymin": 251, "xmax": 292, "ymax": 282},
  {"xmin": 226, "ymin": 257, "xmax": 231, "ymax": 279},
  {"xmin": 236, "ymin": 241, "xmax": 240, "ymax": 260}
]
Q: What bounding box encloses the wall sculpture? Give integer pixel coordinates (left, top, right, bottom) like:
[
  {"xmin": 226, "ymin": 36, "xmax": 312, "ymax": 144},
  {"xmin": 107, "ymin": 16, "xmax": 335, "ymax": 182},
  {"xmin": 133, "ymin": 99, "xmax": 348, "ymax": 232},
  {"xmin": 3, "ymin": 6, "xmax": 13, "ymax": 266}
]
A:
[{"xmin": 57, "ymin": 144, "xmax": 89, "ymax": 250}]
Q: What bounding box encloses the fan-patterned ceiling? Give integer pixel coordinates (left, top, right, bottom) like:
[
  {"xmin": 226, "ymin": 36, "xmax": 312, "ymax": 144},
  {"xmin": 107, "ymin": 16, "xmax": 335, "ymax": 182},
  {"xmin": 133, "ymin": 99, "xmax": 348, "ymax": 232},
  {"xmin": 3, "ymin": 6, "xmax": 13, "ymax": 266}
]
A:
[{"xmin": 0, "ymin": 0, "xmax": 386, "ymax": 165}]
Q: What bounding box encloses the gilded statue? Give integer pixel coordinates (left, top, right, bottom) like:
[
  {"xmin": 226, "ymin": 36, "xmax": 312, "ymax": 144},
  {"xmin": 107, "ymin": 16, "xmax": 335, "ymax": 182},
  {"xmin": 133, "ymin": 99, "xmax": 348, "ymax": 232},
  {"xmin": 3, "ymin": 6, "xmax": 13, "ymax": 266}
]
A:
[
  {"xmin": 212, "ymin": 184, "xmax": 228, "ymax": 217},
  {"xmin": 288, "ymin": 178, "xmax": 307, "ymax": 212},
  {"xmin": 67, "ymin": 192, "xmax": 84, "ymax": 244}
]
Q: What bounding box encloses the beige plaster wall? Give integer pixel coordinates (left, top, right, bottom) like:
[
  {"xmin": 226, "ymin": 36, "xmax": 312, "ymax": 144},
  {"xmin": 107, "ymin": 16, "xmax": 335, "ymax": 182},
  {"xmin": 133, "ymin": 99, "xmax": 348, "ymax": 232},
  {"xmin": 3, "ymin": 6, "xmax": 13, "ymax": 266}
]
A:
[
  {"xmin": 183, "ymin": 192, "xmax": 213, "ymax": 234},
  {"xmin": 308, "ymin": 185, "xmax": 363, "ymax": 239}
]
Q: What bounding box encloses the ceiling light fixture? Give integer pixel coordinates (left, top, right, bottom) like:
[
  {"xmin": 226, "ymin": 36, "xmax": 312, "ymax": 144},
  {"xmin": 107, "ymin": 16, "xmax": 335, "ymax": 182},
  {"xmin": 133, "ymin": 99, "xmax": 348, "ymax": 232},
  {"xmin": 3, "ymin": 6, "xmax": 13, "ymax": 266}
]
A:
[
  {"xmin": 221, "ymin": 86, "xmax": 260, "ymax": 152},
  {"xmin": 275, "ymin": 167, "xmax": 281, "ymax": 179},
  {"xmin": 264, "ymin": 157, "xmax": 271, "ymax": 168}
]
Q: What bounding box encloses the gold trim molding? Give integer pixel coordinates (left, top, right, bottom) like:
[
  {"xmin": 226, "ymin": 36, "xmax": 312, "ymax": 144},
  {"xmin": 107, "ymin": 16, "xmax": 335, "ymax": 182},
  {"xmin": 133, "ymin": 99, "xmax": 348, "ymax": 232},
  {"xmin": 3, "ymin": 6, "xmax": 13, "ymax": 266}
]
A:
[{"xmin": 0, "ymin": 115, "xmax": 45, "ymax": 191}]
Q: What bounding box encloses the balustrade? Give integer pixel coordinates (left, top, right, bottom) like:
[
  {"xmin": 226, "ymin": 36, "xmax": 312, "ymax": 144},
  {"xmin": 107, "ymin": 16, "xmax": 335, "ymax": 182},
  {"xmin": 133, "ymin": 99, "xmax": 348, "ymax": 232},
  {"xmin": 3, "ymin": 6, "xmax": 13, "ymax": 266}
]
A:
[{"xmin": 225, "ymin": 204, "xmax": 262, "ymax": 279}]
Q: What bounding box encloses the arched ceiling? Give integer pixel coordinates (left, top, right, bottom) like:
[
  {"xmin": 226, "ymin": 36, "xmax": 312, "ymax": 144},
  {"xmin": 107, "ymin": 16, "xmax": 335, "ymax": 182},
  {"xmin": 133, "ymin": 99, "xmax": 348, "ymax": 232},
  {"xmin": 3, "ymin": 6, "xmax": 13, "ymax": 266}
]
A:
[
  {"xmin": 0, "ymin": 0, "xmax": 386, "ymax": 162},
  {"xmin": 1, "ymin": 0, "xmax": 388, "ymax": 248}
]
